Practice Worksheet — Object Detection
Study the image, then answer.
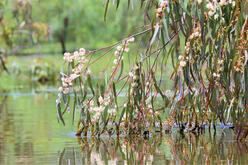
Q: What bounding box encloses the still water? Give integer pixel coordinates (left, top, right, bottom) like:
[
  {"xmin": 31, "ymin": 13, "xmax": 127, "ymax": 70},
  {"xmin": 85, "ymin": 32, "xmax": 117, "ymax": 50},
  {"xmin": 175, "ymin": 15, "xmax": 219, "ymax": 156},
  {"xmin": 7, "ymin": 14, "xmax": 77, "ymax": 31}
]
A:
[{"xmin": 0, "ymin": 88, "xmax": 248, "ymax": 165}]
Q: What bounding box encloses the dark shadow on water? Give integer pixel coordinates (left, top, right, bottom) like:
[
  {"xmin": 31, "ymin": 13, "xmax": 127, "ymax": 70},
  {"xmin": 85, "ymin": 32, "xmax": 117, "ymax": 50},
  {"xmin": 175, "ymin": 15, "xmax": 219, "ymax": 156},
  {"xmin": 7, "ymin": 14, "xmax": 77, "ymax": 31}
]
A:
[{"xmin": 58, "ymin": 132, "xmax": 248, "ymax": 165}]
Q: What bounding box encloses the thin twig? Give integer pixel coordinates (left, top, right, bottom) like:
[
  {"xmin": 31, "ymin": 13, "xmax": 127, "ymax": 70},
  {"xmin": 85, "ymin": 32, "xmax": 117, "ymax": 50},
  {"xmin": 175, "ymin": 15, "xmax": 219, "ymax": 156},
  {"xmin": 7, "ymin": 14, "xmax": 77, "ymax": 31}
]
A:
[{"xmin": 89, "ymin": 28, "xmax": 152, "ymax": 53}]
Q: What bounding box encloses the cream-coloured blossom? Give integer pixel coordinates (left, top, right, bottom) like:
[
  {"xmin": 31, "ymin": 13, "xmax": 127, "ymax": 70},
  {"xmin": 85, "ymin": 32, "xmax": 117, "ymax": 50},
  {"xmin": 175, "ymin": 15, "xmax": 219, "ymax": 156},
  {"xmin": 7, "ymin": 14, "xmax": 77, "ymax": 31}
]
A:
[
  {"xmin": 86, "ymin": 69, "xmax": 91, "ymax": 75},
  {"xmin": 219, "ymin": 0, "xmax": 227, "ymax": 6},
  {"xmin": 98, "ymin": 96, "xmax": 104, "ymax": 104},
  {"xmin": 208, "ymin": 10, "xmax": 215, "ymax": 16},
  {"xmin": 180, "ymin": 61, "xmax": 187, "ymax": 67},
  {"xmin": 79, "ymin": 48, "xmax": 86, "ymax": 54},
  {"xmin": 214, "ymin": 14, "xmax": 219, "ymax": 20},
  {"xmin": 113, "ymin": 59, "xmax": 118, "ymax": 65},
  {"xmin": 127, "ymin": 37, "xmax": 135, "ymax": 42},
  {"xmin": 90, "ymin": 100, "xmax": 95, "ymax": 106},
  {"xmin": 108, "ymin": 108, "xmax": 116, "ymax": 115},
  {"xmin": 129, "ymin": 72, "xmax": 134, "ymax": 77},
  {"xmin": 178, "ymin": 55, "xmax": 184, "ymax": 61},
  {"xmin": 63, "ymin": 52, "xmax": 73, "ymax": 62},
  {"xmin": 114, "ymin": 51, "xmax": 120, "ymax": 56},
  {"xmin": 117, "ymin": 46, "xmax": 122, "ymax": 51}
]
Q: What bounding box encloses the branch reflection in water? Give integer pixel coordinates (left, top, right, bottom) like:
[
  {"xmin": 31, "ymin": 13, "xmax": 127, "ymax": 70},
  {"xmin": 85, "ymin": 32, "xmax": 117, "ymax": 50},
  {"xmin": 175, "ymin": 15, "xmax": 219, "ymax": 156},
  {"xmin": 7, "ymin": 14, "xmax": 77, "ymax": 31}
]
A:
[{"xmin": 58, "ymin": 131, "xmax": 248, "ymax": 165}]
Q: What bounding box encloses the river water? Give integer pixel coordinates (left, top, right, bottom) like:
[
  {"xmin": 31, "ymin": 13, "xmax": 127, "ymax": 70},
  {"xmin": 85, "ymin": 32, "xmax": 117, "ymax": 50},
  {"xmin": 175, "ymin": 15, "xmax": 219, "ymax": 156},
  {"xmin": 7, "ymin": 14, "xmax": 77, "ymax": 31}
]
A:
[{"xmin": 0, "ymin": 87, "xmax": 248, "ymax": 165}]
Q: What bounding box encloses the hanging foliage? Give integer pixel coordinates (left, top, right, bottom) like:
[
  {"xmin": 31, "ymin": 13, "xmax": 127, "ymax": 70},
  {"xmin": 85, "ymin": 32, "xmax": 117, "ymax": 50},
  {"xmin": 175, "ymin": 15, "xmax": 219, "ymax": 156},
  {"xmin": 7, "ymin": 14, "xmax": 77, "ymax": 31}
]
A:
[{"xmin": 56, "ymin": 0, "xmax": 248, "ymax": 140}]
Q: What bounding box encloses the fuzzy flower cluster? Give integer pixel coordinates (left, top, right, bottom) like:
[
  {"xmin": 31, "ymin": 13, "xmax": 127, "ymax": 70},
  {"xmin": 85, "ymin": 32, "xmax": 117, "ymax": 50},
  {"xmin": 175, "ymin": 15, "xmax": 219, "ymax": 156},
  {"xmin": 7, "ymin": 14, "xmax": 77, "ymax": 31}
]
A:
[
  {"xmin": 58, "ymin": 74, "xmax": 79, "ymax": 94},
  {"xmin": 180, "ymin": 24, "xmax": 202, "ymax": 68},
  {"xmin": 188, "ymin": 25, "xmax": 201, "ymax": 40},
  {"xmin": 113, "ymin": 37, "xmax": 135, "ymax": 66},
  {"xmin": 58, "ymin": 48, "xmax": 88, "ymax": 94},
  {"xmin": 213, "ymin": 59, "xmax": 224, "ymax": 79},
  {"xmin": 88, "ymin": 96, "xmax": 116, "ymax": 123},
  {"xmin": 64, "ymin": 48, "xmax": 88, "ymax": 74},
  {"xmin": 234, "ymin": 58, "xmax": 244, "ymax": 72},
  {"xmin": 156, "ymin": 0, "xmax": 168, "ymax": 18},
  {"xmin": 206, "ymin": 0, "xmax": 235, "ymax": 18},
  {"xmin": 129, "ymin": 64, "xmax": 139, "ymax": 95},
  {"xmin": 63, "ymin": 48, "xmax": 86, "ymax": 63},
  {"xmin": 178, "ymin": 55, "xmax": 188, "ymax": 67},
  {"xmin": 234, "ymin": 29, "xmax": 247, "ymax": 73}
]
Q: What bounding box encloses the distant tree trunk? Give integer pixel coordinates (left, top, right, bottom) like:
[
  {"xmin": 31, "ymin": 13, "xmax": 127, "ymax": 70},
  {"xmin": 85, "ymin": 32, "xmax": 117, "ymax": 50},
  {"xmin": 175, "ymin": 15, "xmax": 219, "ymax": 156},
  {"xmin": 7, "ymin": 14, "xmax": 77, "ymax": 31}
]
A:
[
  {"xmin": 60, "ymin": 38, "xmax": 66, "ymax": 54},
  {"xmin": 58, "ymin": 17, "xmax": 69, "ymax": 54}
]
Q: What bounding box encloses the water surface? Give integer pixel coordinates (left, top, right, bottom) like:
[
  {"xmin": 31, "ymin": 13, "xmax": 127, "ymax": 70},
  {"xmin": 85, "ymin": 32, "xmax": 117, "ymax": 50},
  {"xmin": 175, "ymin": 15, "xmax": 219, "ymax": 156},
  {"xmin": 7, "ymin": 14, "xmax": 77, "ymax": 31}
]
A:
[{"xmin": 0, "ymin": 88, "xmax": 248, "ymax": 165}]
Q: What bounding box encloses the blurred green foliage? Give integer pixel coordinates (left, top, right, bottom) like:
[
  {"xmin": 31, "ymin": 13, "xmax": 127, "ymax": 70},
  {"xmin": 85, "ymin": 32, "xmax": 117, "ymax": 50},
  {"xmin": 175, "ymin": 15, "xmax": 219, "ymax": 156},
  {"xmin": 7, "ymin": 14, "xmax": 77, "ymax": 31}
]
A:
[
  {"xmin": 0, "ymin": 0, "xmax": 48, "ymax": 51},
  {"xmin": 0, "ymin": 0, "xmax": 143, "ymax": 54}
]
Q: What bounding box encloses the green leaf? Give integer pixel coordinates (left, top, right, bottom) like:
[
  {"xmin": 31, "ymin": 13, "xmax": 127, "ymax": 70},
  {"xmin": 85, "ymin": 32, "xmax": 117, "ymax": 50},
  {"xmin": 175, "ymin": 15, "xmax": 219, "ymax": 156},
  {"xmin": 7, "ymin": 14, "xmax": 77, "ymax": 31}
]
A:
[
  {"xmin": 140, "ymin": 0, "xmax": 145, "ymax": 8},
  {"xmin": 72, "ymin": 90, "xmax": 77, "ymax": 125},
  {"xmin": 117, "ymin": 60, "xmax": 124, "ymax": 80},
  {"xmin": 87, "ymin": 74, "xmax": 95, "ymax": 96},
  {"xmin": 152, "ymin": 72, "xmax": 170, "ymax": 106},
  {"xmin": 112, "ymin": 82, "xmax": 118, "ymax": 107},
  {"xmin": 116, "ymin": 0, "xmax": 120, "ymax": 9},
  {"xmin": 102, "ymin": 106, "xmax": 109, "ymax": 125},
  {"xmin": 57, "ymin": 103, "xmax": 65, "ymax": 126},
  {"xmin": 162, "ymin": 15, "xmax": 170, "ymax": 41},
  {"xmin": 104, "ymin": 0, "xmax": 110, "ymax": 21},
  {"xmin": 150, "ymin": 23, "xmax": 159, "ymax": 46},
  {"xmin": 119, "ymin": 108, "xmax": 126, "ymax": 124}
]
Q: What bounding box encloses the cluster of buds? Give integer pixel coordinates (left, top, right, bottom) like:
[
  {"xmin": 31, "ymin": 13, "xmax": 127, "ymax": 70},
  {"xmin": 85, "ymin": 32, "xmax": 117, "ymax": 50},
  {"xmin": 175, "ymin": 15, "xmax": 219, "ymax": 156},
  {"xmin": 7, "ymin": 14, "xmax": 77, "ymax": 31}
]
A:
[
  {"xmin": 181, "ymin": 23, "xmax": 202, "ymax": 68},
  {"xmin": 234, "ymin": 57, "xmax": 244, "ymax": 72},
  {"xmin": 213, "ymin": 59, "xmax": 224, "ymax": 80},
  {"xmin": 113, "ymin": 37, "xmax": 135, "ymax": 66},
  {"xmin": 63, "ymin": 48, "xmax": 86, "ymax": 63},
  {"xmin": 88, "ymin": 95, "xmax": 115, "ymax": 123},
  {"xmin": 178, "ymin": 55, "xmax": 188, "ymax": 68},
  {"xmin": 64, "ymin": 48, "xmax": 88, "ymax": 75},
  {"xmin": 206, "ymin": 1, "xmax": 217, "ymax": 17},
  {"xmin": 185, "ymin": 41, "xmax": 191, "ymax": 56},
  {"xmin": 219, "ymin": 0, "xmax": 235, "ymax": 7},
  {"xmin": 108, "ymin": 108, "xmax": 117, "ymax": 116},
  {"xmin": 185, "ymin": 24, "xmax": 201, "ymax": 54},
  {"xmin": 63, "ymin": 49, "xmax": 87, "ymax": 74},
  {"xmin": 234, "ymin": 23, "xmax": 247, "ymax": 73},
  {"xmin": 154, "ymin": 0, "xmax": 169, "ymax": 30},
  {"xmin": 59, "ymin": 74, "xmax": 78, "ymax": 94},
  {"xmin": 189, "ymin": 25, "xmax": 201, "ymax": 40},
  {"xmin": 206, "ymin": 0, "xmax": 235, "ymax": 18},
  {"xmin": 197, "ymin": 0, "xmax": 202, "ymax": 4},
  {"xmin": 90, "ymin": 106, "xmax": 104, "ymax": 123},
  {"xmin": 59, "ymin": 48, "xmax": 88, "ymax": 94},
  {"xmin": 98, "ymin": 95, "xmax": 111, "ymax": 106},
  {"xmin": 129, "ymin": 64, "xmax": 139, "ymax": 95},
  {"xmin": 156, "ymin": 0, "xmax": 168, "ymax": 18},
  {"xmin": 213, "ymin": 72, "xmax": 220, "ymax": 78}
]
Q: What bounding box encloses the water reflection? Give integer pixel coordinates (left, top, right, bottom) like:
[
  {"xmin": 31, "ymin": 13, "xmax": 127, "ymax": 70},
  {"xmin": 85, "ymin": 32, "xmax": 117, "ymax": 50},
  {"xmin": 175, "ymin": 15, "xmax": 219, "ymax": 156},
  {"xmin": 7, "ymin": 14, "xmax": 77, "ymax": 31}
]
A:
[
  {"xmin": 0, "ymin": 93, "xmax": 248, "ymax": 165},
  {"xmin": 0, "ymin": 93, "xmax": 74, "ymax": 165},
  {"xmin": 0, "ymin": 96, "xmax": 35, "ymax": 165},
  {"xmin": 58, "ymin": 132, "xmax": 248, "ymax": 165}
]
